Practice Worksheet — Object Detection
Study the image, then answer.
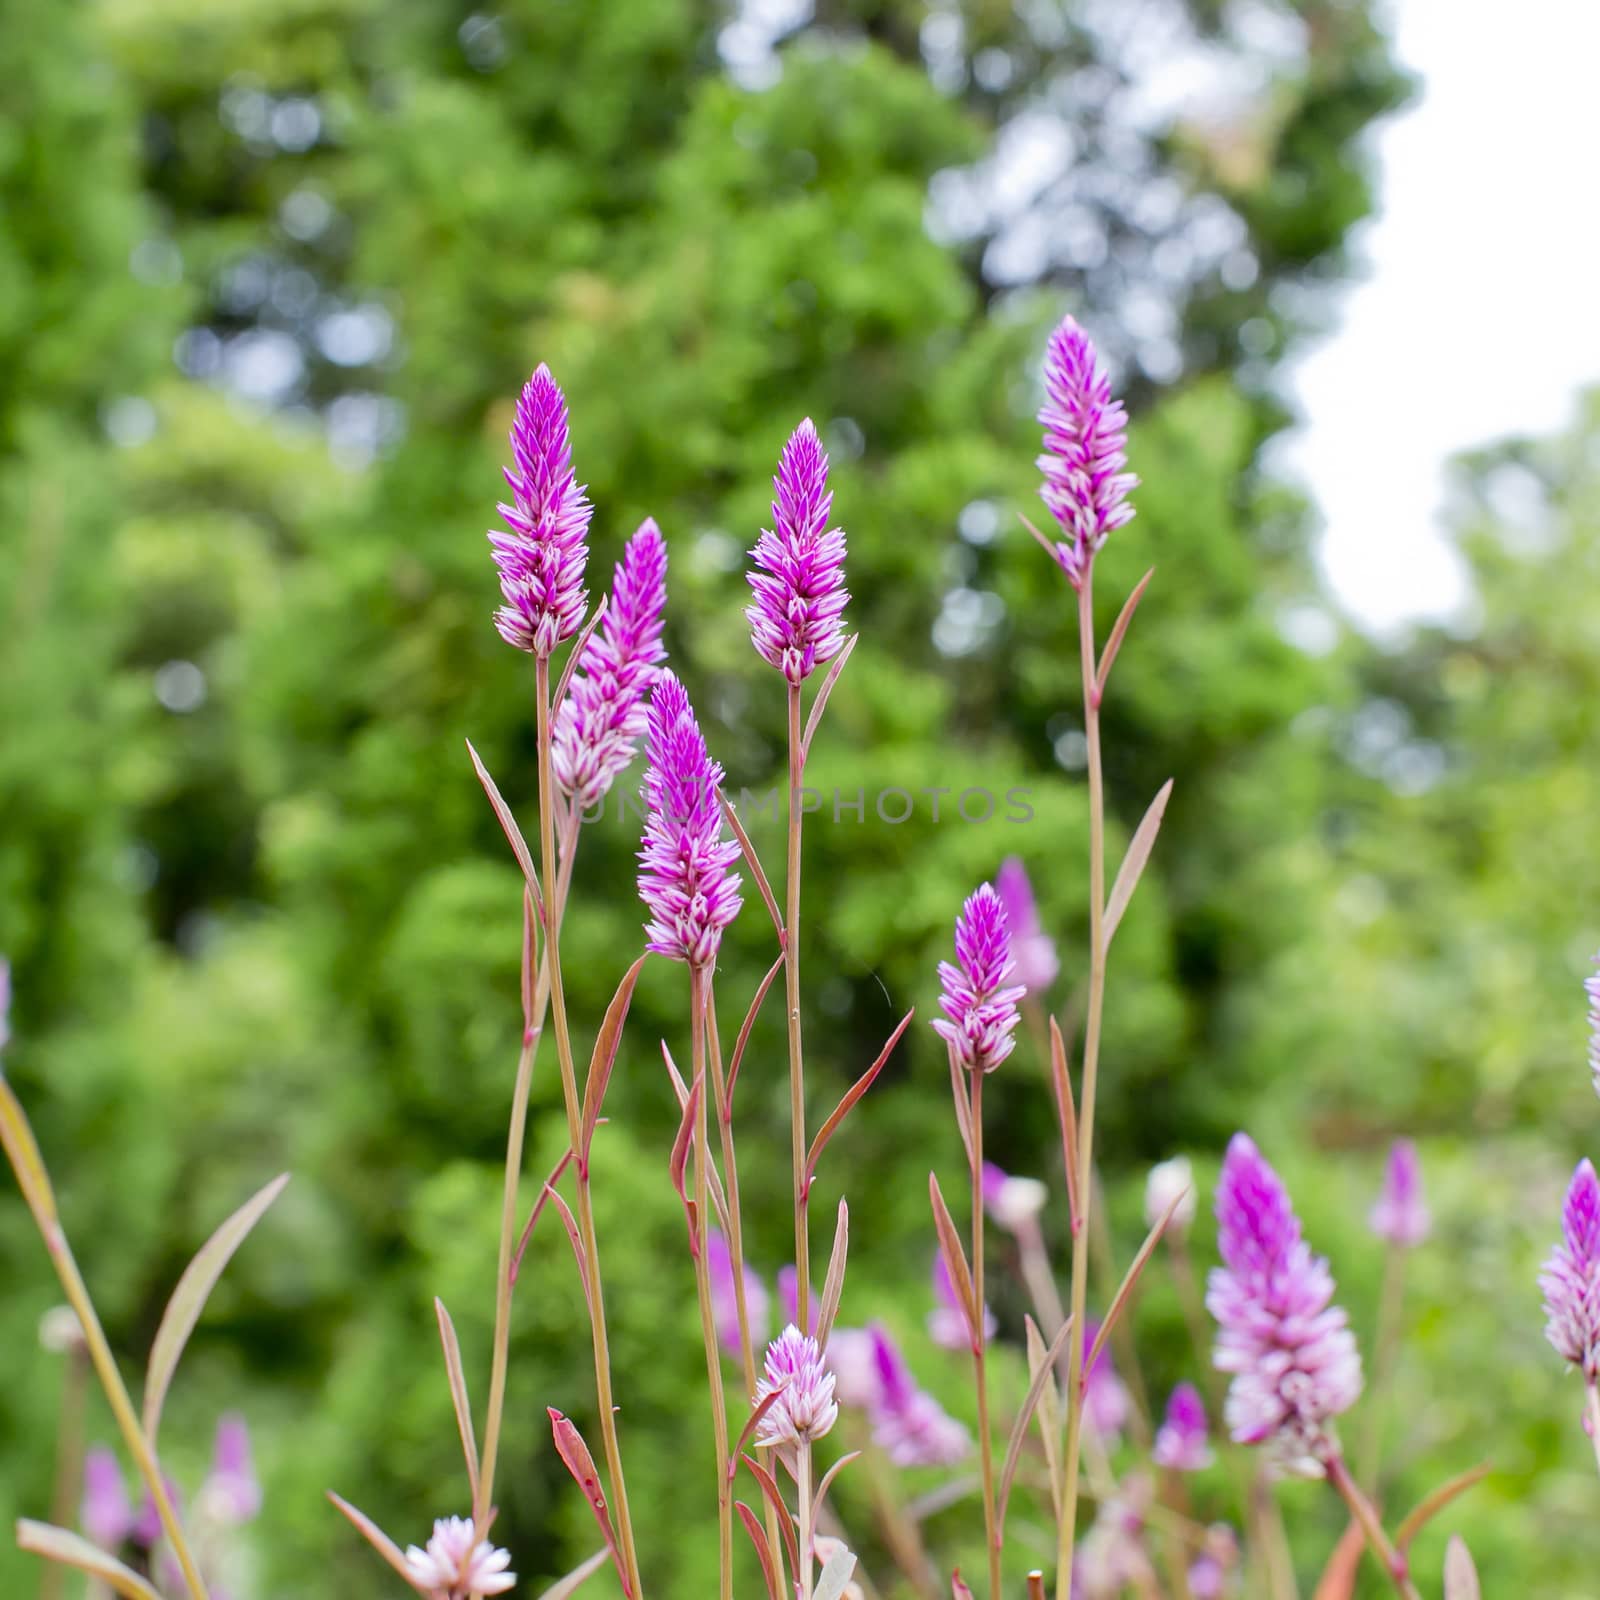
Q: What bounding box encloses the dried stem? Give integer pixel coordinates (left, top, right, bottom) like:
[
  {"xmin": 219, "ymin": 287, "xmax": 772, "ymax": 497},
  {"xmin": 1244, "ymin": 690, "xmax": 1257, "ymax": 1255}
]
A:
[
  {"xmin": 1056, "ymin": 570, "xmax": 1106, "ymax": 1600},
  {"xmin": 969, "ymin": 1068, "xmax": 1001, "ymax": 1600},
  {"xmin": 1326, "ymin": 1452, "xmax": 1422, "ymax": 1599},
  {"xmin": 786, "ymin": 681, "xmax": 810, "ymax": 1329}
]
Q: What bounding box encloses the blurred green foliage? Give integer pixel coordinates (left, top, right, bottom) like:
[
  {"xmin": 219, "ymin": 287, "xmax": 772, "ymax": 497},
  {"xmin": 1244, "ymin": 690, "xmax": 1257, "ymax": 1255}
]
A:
[{"xmin": 3, "ymin": 0, "xmax": 1597, "ymax": 1596}]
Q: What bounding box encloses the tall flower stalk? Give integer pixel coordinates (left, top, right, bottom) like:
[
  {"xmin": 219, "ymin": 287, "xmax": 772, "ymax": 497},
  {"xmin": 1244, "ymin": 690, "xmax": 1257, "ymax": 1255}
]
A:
[{"xmin": 746, "ymin": 418, "xmax": 849, "ymax": 1332}]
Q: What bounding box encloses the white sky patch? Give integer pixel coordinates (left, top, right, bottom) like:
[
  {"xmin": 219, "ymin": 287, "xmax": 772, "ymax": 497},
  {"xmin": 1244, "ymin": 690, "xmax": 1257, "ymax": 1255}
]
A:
[{"xmin": 1281, "ymin": 0, "xmax": 1600, "ymax": 635}]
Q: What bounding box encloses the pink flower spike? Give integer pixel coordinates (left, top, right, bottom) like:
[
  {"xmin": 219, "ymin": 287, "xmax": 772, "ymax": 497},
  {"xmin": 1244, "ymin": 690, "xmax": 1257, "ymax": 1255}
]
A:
[
  {"xmin": 865, "ymin": 1323, "xmax": 970, "ymax": 1467},
  {"xmin": 1368, "ymin": 1139, "xmax": 1430, "ymax": 1248},
  {"xmin": 928, "ymin": 1251, "xmax": 996, "ymax": 1351},
  {"xmin": 489, "ymin": 363, "xmax": 591, "ymax": 657},
  {"xmin": 745, "ymin": 419, "xmax": 850, "ymax": 684},
  {"xmin": 81, "ymin": 1448, "xmax": 134, "ymax": 1549},
  {"xmin": 753, "ymin": 1325, "xmax": 838, "ymax": 1447},
  {"xmin": 931, "ymin": 883, "xmax": 1024, "ymax": 1076},
  {"xmin": 995, "ymin": 858, "xmax": 1059, "ymax": 996},
  {"xmin": 1082, "ymin": 1319, "xmax": 1130, "ymax": 1443},
  {"xmin": 1036, "ymin": 315, "xmax": 1137, "ymax": 589},
  {"xmin": 708, "ymin": 1229, "xmax": 769, "ymax": 1358},
  {"xmin": 981, "ymin": 1160, "xmax": 1048, "ymax": 1233},
  {"xmin": 404, "ymin": 1516, "xmax": 516, "ymax": 1597},
  {"xmin": 200, "ymin": 1413, "xmax": 262, "ymax": 1524},
  {"xmin": 1153, "ymin": 1383, "xmax": 1213, "ymax": 1473},
  {"xmin": 1541, "ymin": 1157, "xmax": 1600, "ymax": 1382},
  {"xmin": 1207, "ymin": 1134, "xmax": 1362, "ymax": 1477},
  {"xmin": 778, "ymin": 1264, "xmax": 819, "ymax": 1334}
]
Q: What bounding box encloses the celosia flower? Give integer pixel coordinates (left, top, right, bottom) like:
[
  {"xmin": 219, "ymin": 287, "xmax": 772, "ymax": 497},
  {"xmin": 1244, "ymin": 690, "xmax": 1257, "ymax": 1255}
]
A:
[
  {"xmin": 1208, "ymin": 1134, "xmax": 1362, "ymax": 1476},
  {"xmin": 489, "ymin": 364, "xmax": 590, "ymax": 656},
  {"xmin": 866, "ymin": 1323, "xmax": 970, "ymax": 1467},
  {"xmin": 931, "ymin": 884, "xmax": 1024, "ymax": 1075},
  {"xmin": 981, "ymin": 1160, "xmax": 1048, "ymax": 1233},
  {"xmin": 707, "ymin": 1229, "xmax": 769, "ymax": 1358},
  {"xmin": 995, "ymin": 858, "xmax": 1059, "ymax": 996},
  {"xmin": 1145, "ymin": 1155, "xmax": 1197, "ymax": 1235},
  {"xmin": 199, "ymin": 1414, "xmax": 261, "ymax": 1525},
  {"xmin": 637, "ymin": 671, "xmax": 742, "ymax": 966},
  {"xmin": 1082, "ymin": 1320, "xmax": 1130, "ymax": 1443},
  {"xmin": 1076, "ymin": 1474, "xmax": 1154, "ymax": 1599},
  {"xmin": 927, "ymin": 1252, "xmax": 996, "ymax": 1351},
  {"xmin": 1540, "ymin": 1157, "xmax": 1600, "ymax": 1382},
  {"xmin": 1588, "ymin": 954, "xmax": 1600, "ymax": 1098},
  {"xmin": 81, "ymin": 1448, "xmax": 134, "ymax": 1548},
  {"xmin": 826, "ymin": 1326, "xmax": 883, "ymax": 1411},
  {"xmin": 404, "ymin": 1516, "xmax": 516, "ymax": 1597},
  {"xmin": 552, "ymin": 518, "xmax": 669, "ymax": 810},
  {"xmin": 745, "ymin": 419, "xmax": 849, "ymax": 684},
  {"xmin": 753, "ymin": 1325, "xmax": 838, "ymax": 1447},
  {"xmin": 1368, "ymin": 1139, "xmax": 1430, "ymax": 1248},
  {"xmin": 1036, "ymin": 315, "xmax": 1137, "ymax": 589},
  {"xmin": 1153, "ymin": 1383, "xmax": 1213, "ymax": 1472}
]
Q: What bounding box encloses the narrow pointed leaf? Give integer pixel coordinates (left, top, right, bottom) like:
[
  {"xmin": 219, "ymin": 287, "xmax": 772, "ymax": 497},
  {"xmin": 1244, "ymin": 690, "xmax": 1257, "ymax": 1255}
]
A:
[
  {"xmin": 741, "ymin": 1454, "xmax": 801, "ymax": 1587},
  {"xmin": 549, "ymin": 1410, "xmax": 631, "ymax": 1597},
  {"xmin": 725, "ymin": 952, "xmax": 786, "ymax": 1117},
  {"xmin": 143, "ymin": 1172, "xmax": 290, "ymax": 1445},
  {"xmin": 720, "ymin": 790, "xmax": 783, "ymax": 937},
  {"xmin": 736, "ymin": 1503, "xmax": 784, "ymax": 1600},
  {"xmin": 521, "ymin": 889, "xmax": 541, "ymax": 1039},
  {"xmin": 536, "ymin": 1548, "xmax": 611, "ymax": 1600},
  {"xmin": 946, "ymin": 1046, "xmax": 973, "ymax": 1169},
  {"xmin": 1396, "ymin": 1462, "xmax": 1491, "ymax": 1553},
  {"xmin": 1087, "ymin": 1183, "xmax": 1188, "ymax": 1376},
  {"xmin": 1094, "ymin": 567, "xmax": 1154, "ymax": 697},
  {"xmin": 15, "ymin": 1522, "xmax": 163, "ymax": 1600},
  {"xmin": 812, "ymin": 1450, "xmax": 861, "ymax": 1528},
  {"xmin": 800, "ymin": 633, "xmax": 859, "ymax": 763},
  {"xmin": 327, "ymin": 1491, "xmax": 429, "ymax": 1592},
  {"xmin": 434, "ymin": 1299, "xmax": 479, "ymax": 1503},
  {"xmin": 812, "ymin": 1543, "xmax": 857, "ymax": 1600},
  {"xmin": 730, "ymin": 1385, "xmax": 789, "ymax": 1481},
  {"xmin": 1017, "ymin": 511, "xmax": 1058, "ymax": 562},
  {"xmin": 543, "ymin": 1183, "xmax": 593, "ymax": 1310},
  {"xmin": 997, "ymin": 1314, "xmax": 1076, "ymax": 1533},
  {"xmin": 928, "ymin": 1173, "xmax": 978, "ymax": 1350},
  {"xmin": 660, "ymin": 1040, "xmax": 689, "ymax": 1109},
  {"xmin": 815, "ymin": 1201, "xmax": 849, "ymax": 1346},
  {"xmin": 1310, "ymin": 1521, "xmax": 1364, "ymax": 1600},
  {"xmin": 1103, "ymin": 779, "xmax": 1173, "ymax": 951},
  {"xmin": 951, "ymin": 1570, "xmax": 976, "ymax": 1600},
  {"xmin": 1023, "ymin": 1317, "xmax": 1062, "ymax": 1511},
  {"xmin": 580, "ymin": 953, "xmax": 650, "ymax": 1172},
  {"xmin": 804, "ymin": 1011, "xmax": 913, "ymax": 1196},
  {"xmin": 1047, "ymin": 1018, "xmax": 1080, "ymax": 1230},
  {"xmin": 466, "ymin": 739, "xmax": 542, "ymax": 908},
  {"xmin": 551, "ymin": 595, "xmax": 609, "ymax": 718},
  {"xmin": 511, "ymin": 1147, "xmax": 577, "ymax": 1284},
  {"xmin": 1443, "ymin": 1538, "xmax": 1481, "ymax": 1600},
  {"xmin": 670, "ymin": 1073, "xmax": 704, "ymax": 1255}
]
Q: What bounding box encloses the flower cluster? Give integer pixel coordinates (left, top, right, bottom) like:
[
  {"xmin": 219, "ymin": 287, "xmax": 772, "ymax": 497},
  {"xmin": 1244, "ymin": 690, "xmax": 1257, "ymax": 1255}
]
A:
[
  {"xmin": 753, "ymin": 1325, "xmax": 838, "ymax": 1448},
  {"xmin": 1541, "ymin": 1157, "xmax": 1600, "ymax": 1383},
  {"xmin": 553, "ymin": 518, "xmax": 669, "ymax": 810},
  {"xmin": 745, "ymin": 419, "xmax": 849, "ymax": 684},
  {"xmin": 404, "ymin": 1516, "xmax": 516, "ymax": 1598},
  {"xmin": 1369, "ymin": 1138, "xmax": 1430, "ymax": 1248},
  {"xmin": 1208, "ymin": 1134, "xmax": 1362, "ymax": 1476},
  {"xmin": 637, "ymin": 671, "xmax": 743, "ymax": 966},
  {"xmin": 489, "ymin": 364, "xmax": 591, "ymax": 656},
  {"xmin": 931, "ymin": 883, "xmax": 1024, "ymax": 1075},
  {"xmin": 1153, "ymin": 1383, "xmax": 1213, "ymax": 1473},
  {"xmin": 995, "ymin": 858, "xmax": 1059, "ymax": 996},
  {"xmin": 1036, "ymin": 316, "xmax": 1137, "ymax": 588}
]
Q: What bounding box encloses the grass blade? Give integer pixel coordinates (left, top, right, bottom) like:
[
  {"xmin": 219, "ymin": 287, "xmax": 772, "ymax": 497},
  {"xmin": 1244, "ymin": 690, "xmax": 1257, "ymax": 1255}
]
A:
[
  {"xmin": 1103, "ymin": 779, "xmax": 1173, "ymax": 950},
  {"xmin": 804, "ymin": 1011, "xmax": 913, "ymax": 1197},
  {"xmin": 433, "ymin": 1298, "xmax": 479, "ymax": 1504},
  {"xmin": 997, "ymin": 1314, "xmax": 1075, "ymax": 1534},
  {"xmin": 580, "ymin": 953, "xmax": 650, "ymax": 1173},
  {"xmin": 929, "ymin": 1173, "xmax": 978, "ymax": 1351},
  {"xmin": 815, "ymin": 1200, "xmax": 849, "ymax": 1347},
  {"xmin": 327, "ymin": 1491, "xmax": 428, "ymax": 1592},
  {"xmin": 16, "ymin": 1521, "xmax": 163, "ymax": 1600}
]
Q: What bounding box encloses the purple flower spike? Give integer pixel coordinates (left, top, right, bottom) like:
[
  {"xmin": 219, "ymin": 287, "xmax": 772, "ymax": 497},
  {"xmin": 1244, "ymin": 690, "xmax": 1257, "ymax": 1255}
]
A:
[
  {"xmin": 928, "ymin": 1251, "xmax": 997, "ymax": 1351},
  {"xmin": 81, "ymin": 1448, "xmax": 134, "ymax": 1549},
  {"xmin": 1153, "ymin": 1383, "xmax": 1213, "ymax": 1473},
  {"xmin": 1082, "ymin": 1320, "xmax": 1130, "ymax": 1443},
  {"xmin": 489, "ymin": 364, "xmax": 591, "ymax": 657},
  {"xmin": 1208, "ymin": 1134, "xmax": 1362, "ymax": 1476},
  {"xmin": 753, "ymin": 1325, "xmax": 838, "ymax": 1447},
  {"xmin": 637, "ymin": 671, "xmax": 742, "ymax": 966},
  {"xmin": 1369, "ymin": 1139, "xmax": 1430, "ymax": 1248},
  {"xmin": 931, "ymin": 883, "xmax": 1025, "ymax": 1076},
  {"xmin": 866, "ymin": 1324, "xmax": 970, "ymax": 1467},
  {"xmin": 745, "ymin": 419, "xmax": 849, "ymax": 684},
  {"xmin": 553, "ymin": 518, "xmax": 669, "ymax": 810},
  {"xmin": 1036, "ymin": 316, "xmax": 1137, "ymax": 589},
  {"xmin": 708, "ymin": 1229, "xmax": 769, "ymax": 1358},
  {"xmin": 995, "ymin": 858, "xmax": 1059, "ymax": 996},
  {"xmin": 200, "ymin": 1413, "xmax": 262, "ymax": 1524},
  {"xmin": 1541, "ymin": 1158, "xmax": 1600, "ymax": 1382},
  {"xmin": 778, "ymin": 1264, "xmax": 820, "ymax": 1335},
  {"xmin": 1587, "ymin": 954, "xmax": 1600, "ymax": 1098},
  {"xmin": 131, "ymin": 1476, "xmax": 184, "ymax": 1549}
]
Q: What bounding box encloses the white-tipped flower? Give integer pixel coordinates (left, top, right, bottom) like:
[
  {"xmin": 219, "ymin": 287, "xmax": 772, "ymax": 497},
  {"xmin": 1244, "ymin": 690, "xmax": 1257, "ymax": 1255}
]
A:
[
  {"xmin": 404, "ymin": 1516, "xmax": 516, "ymax": 1597},
  {"xmin": 753, "ymin": 1325, "xmax": 838, "ymax": 1447},
  {"xmin": 1145, "ymin": 1155, "xmax": 1197, "ymax": 1235}
]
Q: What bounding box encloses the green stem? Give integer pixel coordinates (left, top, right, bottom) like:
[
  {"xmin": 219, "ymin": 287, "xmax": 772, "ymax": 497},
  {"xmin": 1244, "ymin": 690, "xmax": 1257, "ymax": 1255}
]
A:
[
  {"xmin": 970, "ymin": 1069, "xmax": 1001, "ymax": 1600},
  {"xmin": 797, "ymin": 1439, "xmax": 815, "ymax": 1600},
  {"xmin": 786, "ymin": 682, "xmax": 810, "ymax": 1329},
  {"xmin": 1358, "ymin": 1244, "xmax": 1407, "ymax": 1491},
  {"xmin": 1055, "ymin": 570, "xmax": 1106, "ymax": 1600},
  {"xmin": 40, "ymin": 1344, "xmax": 87, "ymax": 1600}
]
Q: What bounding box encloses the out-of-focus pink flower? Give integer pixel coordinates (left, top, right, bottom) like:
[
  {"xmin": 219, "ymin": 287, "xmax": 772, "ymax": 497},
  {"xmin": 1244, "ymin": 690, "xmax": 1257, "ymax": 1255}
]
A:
[
  {"xmin": 994, "ymin": 858, "xmax": 1059, "ymax": 996},
  {"xmin": 927, "ymin": 1252, "xmax": 996, "ymax": 1352},
  {"xmin": 777, "ymin": 1264, "xmax": 818, "ymax": 1335},
  {"xmin": 199, "ymin": 1414, "xmax": 262, "ymax": 1525},
  {"xmin": 404, "ymin": 1516, "xmax": 516, "ymax": 1597},
  {"xmin": 826, "ymin": 1326, "xmax": 882, "ymax": 1410},
  {"xmin": 1075, "ymin": 1474, "xmax": 1153, "ymax": 1598},
  {"xmin": 81, "ymin": 1448, "xmax": 134, "ymax": 1548},
  {"xmin": 1368, "ymin": 1139, "xmax": 1430, "ymax": 1248},
  {"xmin": 981, "ymin": 1161, "xmax": 1048, "ymax": 1234},
  {"xmin": 1541, "ymin": 1157, "xmax": 1600, "ymax": 1382},
  {"xmin": 1144, "ymin": 1155, "xmax": 1197, "ymax": 1235},
  {"xmin": 1153, "ymin": 1383, "xmax": 1213, "ymax": 1472},
  {"xmin": 754, "ymin": 1325, "xmax": 838, "ymax": 1447},
  {"xmin": 1587, "ymin": 953, "xmax": 1600, "ymax": 1098},
  {"xmin": 707, "ymin": 1229, "xmax": 769, "ymax": 1358},
  {"xmin": 932, "ymin": 884, "xmax": 1024, "ymax": 1076},
  {"xmin": 131, "ymin": 1475, "xmax": 184, "ymax": 1549},
  {"xmin": 1208, "ymin": 1134, "xmax": 1362, "ymax": 1476},
  {"xmin": 865, "ymin": 1324, "xmax": 970, "ymax": 1467},
  {"xmin": 1082, "ymin": 1320, "xmax": 1130, "ymax": 1443}
]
